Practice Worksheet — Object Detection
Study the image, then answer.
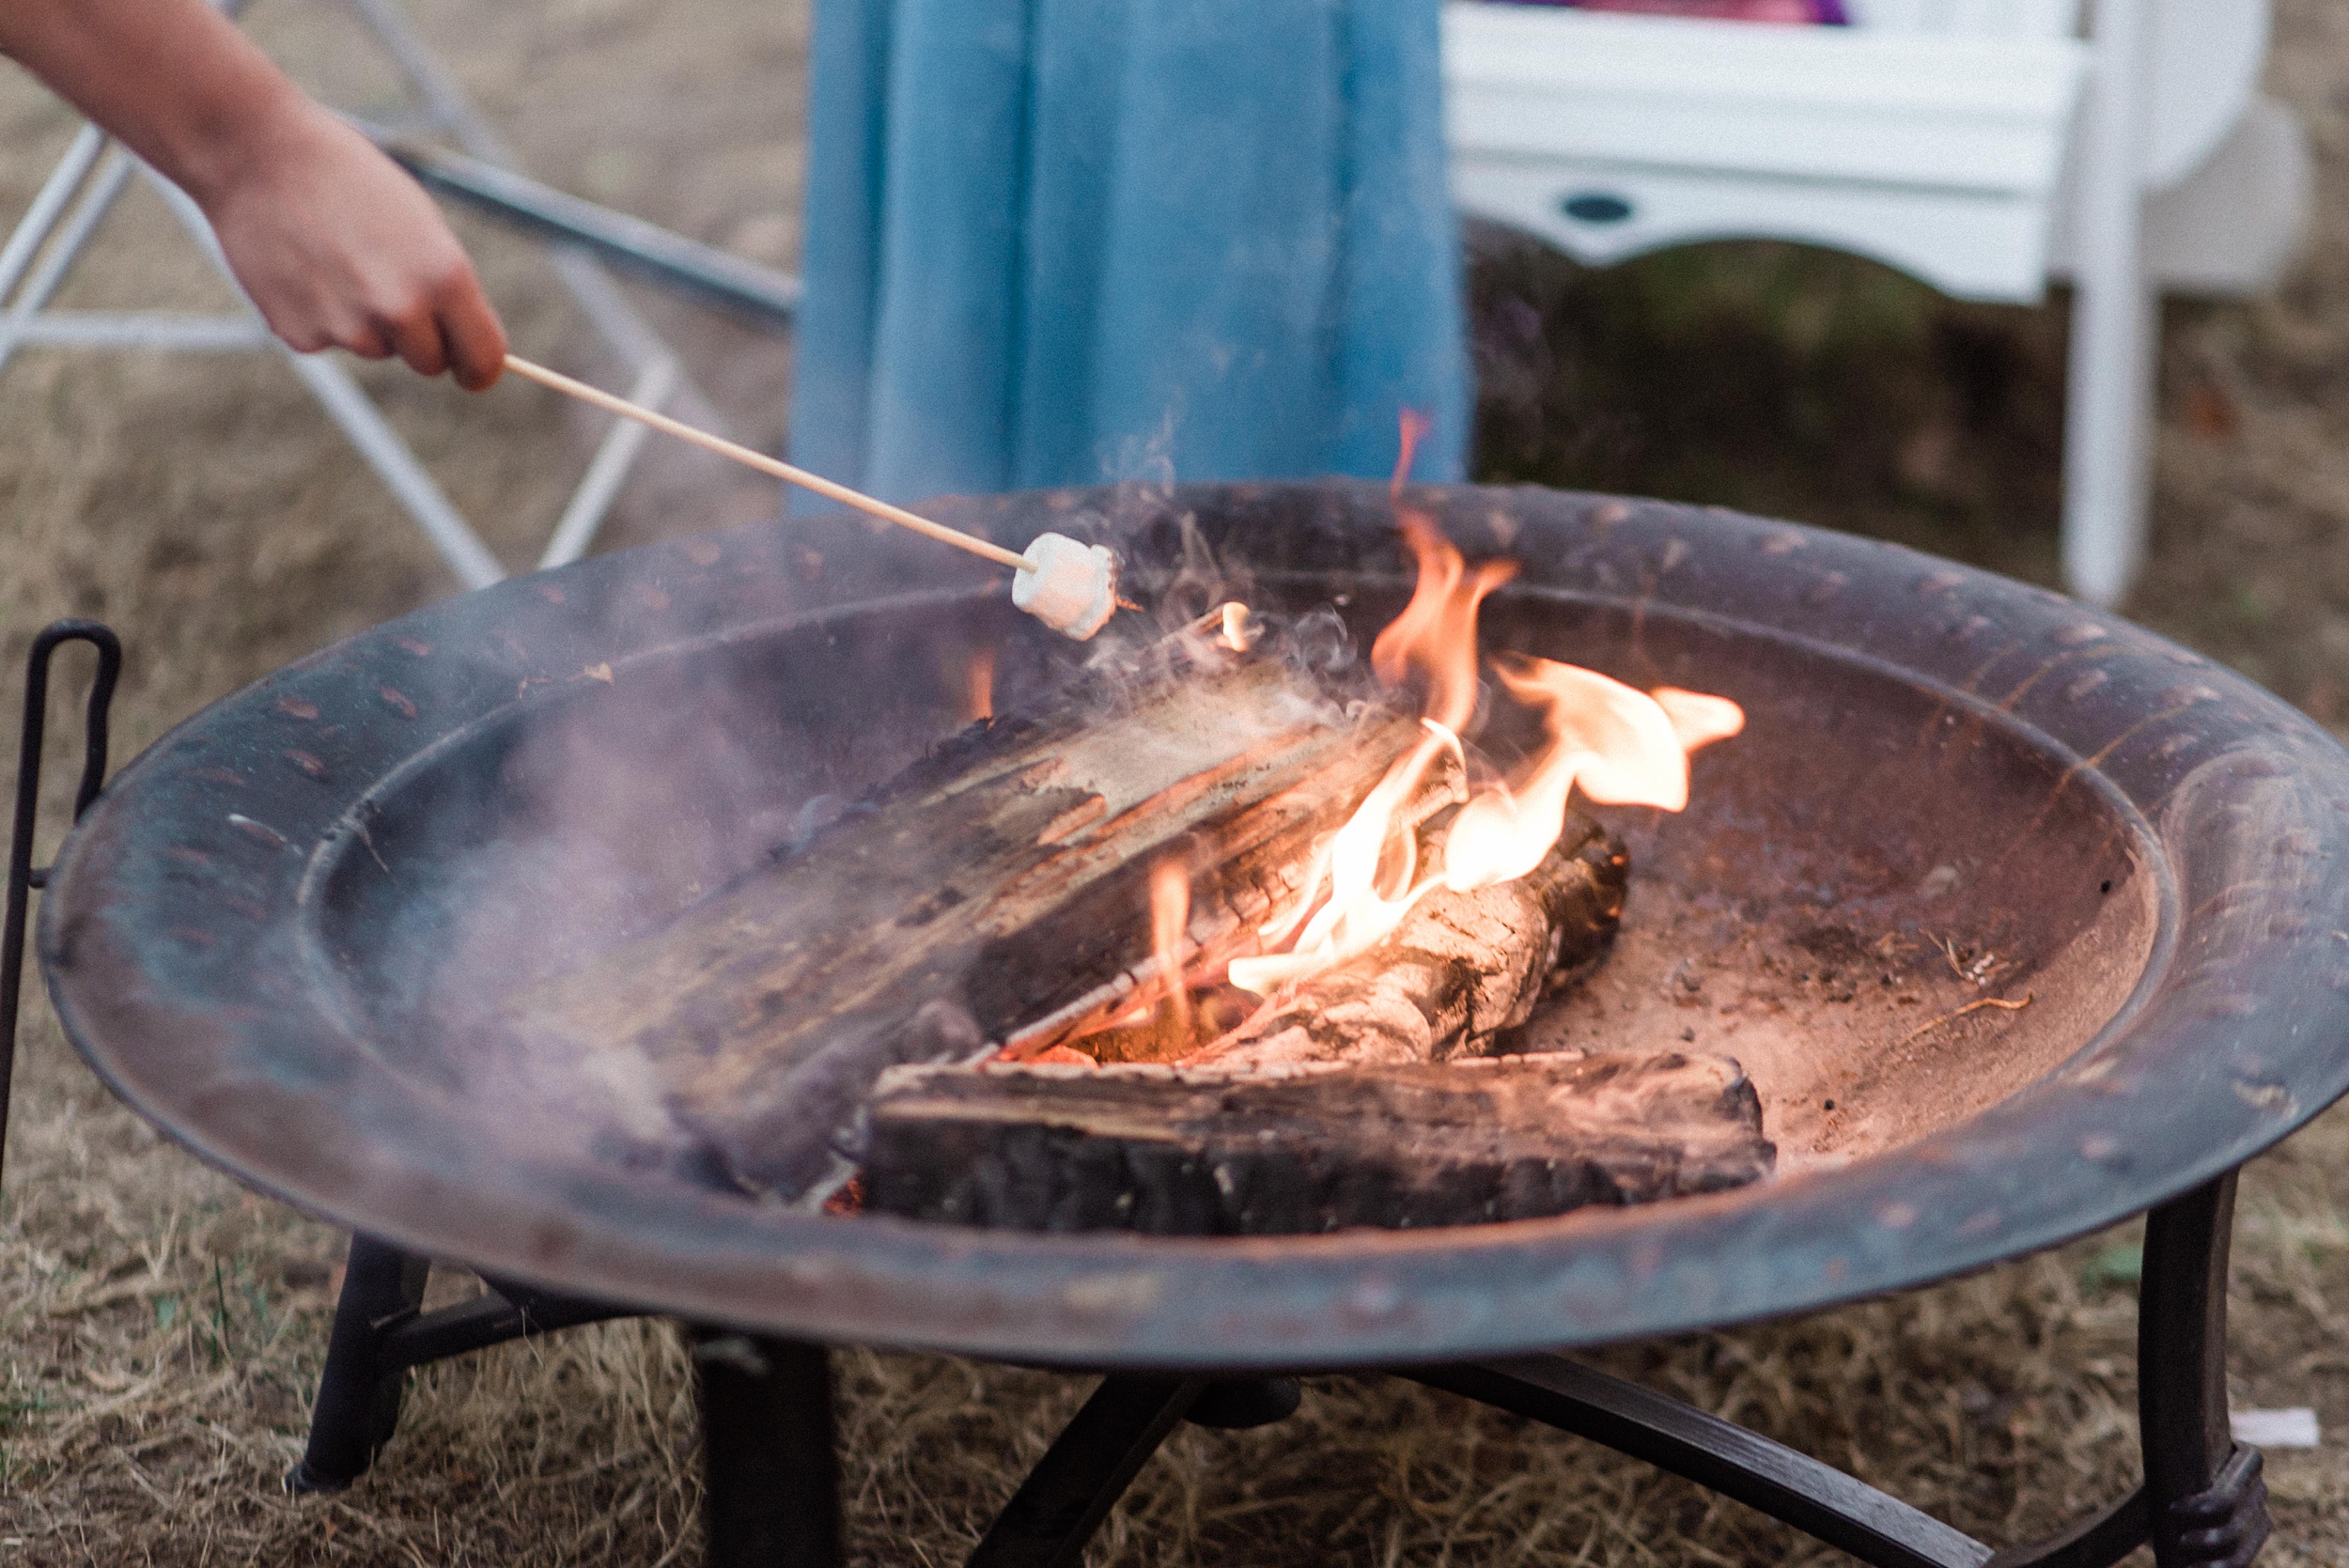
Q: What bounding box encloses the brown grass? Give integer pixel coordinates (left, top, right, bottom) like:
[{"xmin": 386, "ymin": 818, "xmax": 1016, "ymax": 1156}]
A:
[{"xmin": 8, "ymin": 0, "xmax": 2349, "ymax": 1562}]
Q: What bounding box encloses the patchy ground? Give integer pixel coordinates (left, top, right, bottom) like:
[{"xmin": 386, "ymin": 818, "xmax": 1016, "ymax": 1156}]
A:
[{"xmin": 7, "ymin": 0, "xmax": 2349, "ymax": 1563}]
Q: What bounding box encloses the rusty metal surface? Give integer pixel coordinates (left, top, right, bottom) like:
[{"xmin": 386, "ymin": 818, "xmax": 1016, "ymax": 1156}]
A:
[{"xmin": 37, "ymin": 483, "xmax": 2349, "ymax": 1368}]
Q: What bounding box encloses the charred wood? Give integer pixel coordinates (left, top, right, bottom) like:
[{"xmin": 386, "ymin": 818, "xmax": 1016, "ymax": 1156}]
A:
[
  {"xmin": 500, "ymin": 650, "xmax": 1425, "ymax": 1199},
  {"xmin": 1184, "ymin": 828, "xmax": 1626, "ymax": 1074},
  {"xmin": 862, "ymin": 1051, "xmax": 1775, "ymax": 1234}
]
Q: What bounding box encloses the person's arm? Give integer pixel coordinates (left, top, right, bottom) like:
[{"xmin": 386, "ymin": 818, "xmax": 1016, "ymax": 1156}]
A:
[{"xmin": 0, "ymin": 0, "xmax": 506, "ymax": 388}]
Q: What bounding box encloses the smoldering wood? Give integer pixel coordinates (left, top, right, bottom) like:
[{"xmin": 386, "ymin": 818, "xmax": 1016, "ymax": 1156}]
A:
[
  {"xmin": 1184, "ymin": 829, "xmax": 1627, "ymax": 1075},
  {"xmin": 862, "ymin": 1050, "xmax": 1776, "ymax": 1235},
  {"xmin": 499, "ymin": 649, "xmax": 1428, "ymax": 1200}
]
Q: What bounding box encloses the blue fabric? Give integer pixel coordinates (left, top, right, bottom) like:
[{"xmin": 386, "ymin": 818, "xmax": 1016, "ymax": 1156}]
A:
[{"xmin": 792, "ymin": 0, "xmax": 1468, "ymax": 505}]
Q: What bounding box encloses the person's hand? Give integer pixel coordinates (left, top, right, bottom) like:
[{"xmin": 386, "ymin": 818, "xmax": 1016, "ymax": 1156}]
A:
[
  {"xmin": 0, "ymin": 0, "xmax": 507, "ymax": 390},
  {"xmin": 200, "ymin": 101, "xmax": 507, "ymax": 390}
]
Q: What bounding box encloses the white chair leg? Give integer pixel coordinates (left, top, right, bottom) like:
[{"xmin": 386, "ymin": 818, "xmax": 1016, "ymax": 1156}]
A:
[
  {"xmin": 0, "ymin": 146, "xmax": 135, "ymax": 380},
  {"xmin": 2062, "ymin": 0, "xmax": 2159, "ymax": 609},
  {"xmin": 0, "ymin": 124, "xmax": 107, "ymax": 304},
  {"xmin": 2064, "ymin": 274, "xmax": 2158, "ymax": 610}
]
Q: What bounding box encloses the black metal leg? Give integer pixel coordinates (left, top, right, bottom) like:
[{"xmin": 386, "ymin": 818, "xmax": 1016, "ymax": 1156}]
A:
[
  {"xmin": 1185, "ymin": 1375, "xmax": 1302, "ymax": 1430},
  {"xmin": 369, "ymin": 1273, "xmax": 631, "ymax": 1371},
  {"xmin": 966, "ymin": 1374, "xmax": 1209, "ymax": 1568},
  {"xmin": 1405, "ymin": 1173, "xmax": 2268, "ymax": 1568},
  {"xmin": 288, "ymin": 1242, "xmax": 634, "ymax": 1494},
  {"xmin": 1983, "ymin": 1488, "xmax": 2150, "ymax": 1568},
  {"xmin": 2139, "ymin": 1173, "xmax": 2270, "ymax": 1568},
  {"xmin": 2, "ymin": 621, "xmax": 119, "ymax": 1199},
  {"xmin": 695, "ymin": 1331, "xmax": 840, "ymax": 1568},
  {"xmin": 671, "ymin": 1177, "xmax": 2252, "ymax": 1568},
  {"xmin": 288, "ymin": 1235, "xmax": 430, "ymax": 1492},
  {"xmin": 1410, "ymin": 1356, "xmax": 1991, "ymax": 1568}
]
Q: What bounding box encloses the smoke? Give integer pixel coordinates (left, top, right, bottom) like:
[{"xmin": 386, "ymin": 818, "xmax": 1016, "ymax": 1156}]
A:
[
  {"xmin": 386, "ymin": 643, "xmax": 910, "ymax": 1174},
  {"xmin": 367, "ymin": 486, "xmax": 1380, "ymax": 1201}
]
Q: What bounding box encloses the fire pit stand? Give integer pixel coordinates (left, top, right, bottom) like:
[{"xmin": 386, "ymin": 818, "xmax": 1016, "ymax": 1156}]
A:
[
  {"xmin": 255, "ymin": 1184, "xmax": 2258, "ymax": 1568},
  {"xmin": 19, "ymin": 480, "xmax": 2349, "ymax": 1567}
]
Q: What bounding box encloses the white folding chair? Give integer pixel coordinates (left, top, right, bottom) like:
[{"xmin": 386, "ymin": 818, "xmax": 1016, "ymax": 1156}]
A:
[{"xmin": 1444, "ymin": 0, "xmax": 2311, "ymax": 606}]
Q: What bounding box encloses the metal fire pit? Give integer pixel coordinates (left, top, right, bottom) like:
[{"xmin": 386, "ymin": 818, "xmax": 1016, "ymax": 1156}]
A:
[{"xmin": 20, "ymin": 480, "xmax": 2349, "ymax": 1567}]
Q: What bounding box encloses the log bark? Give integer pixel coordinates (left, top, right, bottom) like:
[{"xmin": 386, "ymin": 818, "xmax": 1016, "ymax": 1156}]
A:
[
  {"xmin": 500, "ymin": 649, "xmax": 1428, "ymax": 1199},
  {"xmin": 862, "ymin": 1051, "xmax": 1775, "ymax": 1234},
  {"xmin": 1183, "ymin": 829, "xmax": 1626, "ymax": 1075}
]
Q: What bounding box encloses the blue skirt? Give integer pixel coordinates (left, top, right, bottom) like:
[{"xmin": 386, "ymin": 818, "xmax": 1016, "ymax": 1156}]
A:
[{"xmin": 791, "ymin": 0, "xmax": 1468, "ymax": 503}]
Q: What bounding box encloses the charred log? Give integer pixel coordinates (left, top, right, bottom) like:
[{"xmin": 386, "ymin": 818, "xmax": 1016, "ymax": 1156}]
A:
[
  {"xmin": 1184, "ymin": 829, "xmax": 1626, "ymax": 1074},
  {"xmin": 500, "ymin": 649, "xmax": 1427, "ymax": 1199},
  {"xmin": 863, "ymin": 1051, "xmax": 1775, "ymax": 1234}
]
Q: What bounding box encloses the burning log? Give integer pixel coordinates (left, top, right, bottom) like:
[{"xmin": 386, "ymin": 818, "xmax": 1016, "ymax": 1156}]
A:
[
  {"xmin": 503, "ymin": 489, "xmax": 1733, "ymax": 1212},
  {"xmin": 501, "ymin": 648, "xmax": 1439, "ymax": 1199},
  {"xmin": 1184, "ymin": 830, "xmax": 1625, "ymax": 1074},
  {"xmin": 861, "ymin": 1051, "xmax": 1776, "ymax": 1234}
]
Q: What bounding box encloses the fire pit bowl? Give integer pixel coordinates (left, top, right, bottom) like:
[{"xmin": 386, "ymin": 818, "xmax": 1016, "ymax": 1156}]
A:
[{"xmin": 29, "ymin": 480, "xmax": 2349, "ymax": 1565}]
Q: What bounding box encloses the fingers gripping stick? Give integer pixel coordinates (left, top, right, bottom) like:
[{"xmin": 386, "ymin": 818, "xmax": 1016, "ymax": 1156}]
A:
[{"xmin": 496, "ymin": 354, "xmax": 1126, "ymax": 640}]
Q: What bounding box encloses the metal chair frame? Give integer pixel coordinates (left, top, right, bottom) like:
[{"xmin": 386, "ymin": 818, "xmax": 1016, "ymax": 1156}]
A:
[{"xmin": 0, "ymin": 0, "xmax": 715, "ymax": 589}]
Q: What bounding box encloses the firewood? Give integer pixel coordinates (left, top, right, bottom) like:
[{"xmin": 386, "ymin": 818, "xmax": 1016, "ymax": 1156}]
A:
[
  {"xmin": 500, "ymin": 647, "xmax": 1428, "ymax": 1200},
  {"xmin": 862, "ymin": 1051, "xmax": 1775, "ymax": 1234},
  {"xmin": 1184, "ymin": 829, "xmax": 1626, "ymax": 1075}
]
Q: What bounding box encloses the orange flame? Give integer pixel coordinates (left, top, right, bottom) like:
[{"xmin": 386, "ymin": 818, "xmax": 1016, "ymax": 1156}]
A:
[
  {"xmin": 1373, "ymin": 411, "xmax": 1517, "ymax": 727},
  {"xmin": 962, "ymin": 646, "xmax": 995, "ymax": 722},
  {"xmin": 1439, "ymin": 662, "xmax": 1745, "ymax": 892},
  {"xmin": 1371, "ymin": 515, "xmax": 1516, "ymax": 733},
  {"xmin": 1391, "ymin": 409, "xmax": 1433, "ymax": 496},
  {"xmin": 1228, "ymin": 486, "xmax": 1743, "ymax": 999},
  {"xmin": 1147, "ymin": 855, "xmax": 1193, "ymax": 1032},
  {"xmin": 1655, "ymin": 687, "xmax": 1750, "ymax": 753},
  {"xmin": 1231, "ymin": 719, "xmax": 1463, "ymax": 994}
]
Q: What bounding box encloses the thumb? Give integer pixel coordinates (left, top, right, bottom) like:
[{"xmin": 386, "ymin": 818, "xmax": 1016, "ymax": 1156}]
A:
[{"xmin": 438, "ymin": 270, "xmax": 508, "ymax": 392}]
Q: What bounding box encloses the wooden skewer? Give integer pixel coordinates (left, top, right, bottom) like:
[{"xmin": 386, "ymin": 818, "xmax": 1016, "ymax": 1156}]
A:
[{"xmin": 501, "ymin": 353, "xmax": 1032, "ymax": 572}]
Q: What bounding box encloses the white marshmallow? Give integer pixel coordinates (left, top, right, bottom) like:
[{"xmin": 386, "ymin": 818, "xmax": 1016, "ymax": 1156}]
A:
[{"xmin": 1012, "ymin": 532, "xmax": 1121, "ymax": 640}]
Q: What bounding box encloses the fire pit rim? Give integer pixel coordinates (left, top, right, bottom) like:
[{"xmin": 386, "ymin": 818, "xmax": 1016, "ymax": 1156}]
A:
[{"xmin": 39, "ymin": 479, "xmax": 2349, "ymax": 1368}]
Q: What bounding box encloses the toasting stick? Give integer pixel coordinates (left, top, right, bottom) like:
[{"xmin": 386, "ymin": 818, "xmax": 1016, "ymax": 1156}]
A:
[{"xmin": 499, "ymin": 353, "xmax": 1124, "ymax": 639}]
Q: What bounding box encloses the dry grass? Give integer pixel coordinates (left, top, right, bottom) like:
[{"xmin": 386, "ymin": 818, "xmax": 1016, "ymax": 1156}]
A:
[{"xmin": 9, "ymin": 0, "xmax": 2349, "ymax": 1563}]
